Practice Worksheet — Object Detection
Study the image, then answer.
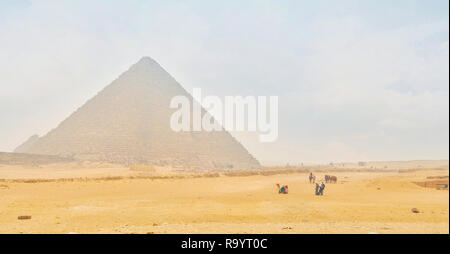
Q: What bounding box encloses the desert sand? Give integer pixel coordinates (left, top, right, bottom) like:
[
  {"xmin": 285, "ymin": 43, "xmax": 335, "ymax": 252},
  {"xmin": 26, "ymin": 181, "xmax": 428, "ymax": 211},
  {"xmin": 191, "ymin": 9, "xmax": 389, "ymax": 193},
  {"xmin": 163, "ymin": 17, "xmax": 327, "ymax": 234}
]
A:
[{"xmin": 0, "ymin": 162, "xmax": 448, "ymax": 234}]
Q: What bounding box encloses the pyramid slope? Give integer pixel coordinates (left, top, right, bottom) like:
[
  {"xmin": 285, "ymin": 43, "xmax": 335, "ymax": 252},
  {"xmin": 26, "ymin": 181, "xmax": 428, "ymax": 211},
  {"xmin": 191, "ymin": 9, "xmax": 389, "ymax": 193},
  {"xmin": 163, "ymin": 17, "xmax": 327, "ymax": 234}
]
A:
[
  {"xmin": 18, "ymin": 57, "xmax": 260, "ymax": 169},
  {"xmin": 14, "ymin": 134, "xmax": 39, "ymax": 153}
]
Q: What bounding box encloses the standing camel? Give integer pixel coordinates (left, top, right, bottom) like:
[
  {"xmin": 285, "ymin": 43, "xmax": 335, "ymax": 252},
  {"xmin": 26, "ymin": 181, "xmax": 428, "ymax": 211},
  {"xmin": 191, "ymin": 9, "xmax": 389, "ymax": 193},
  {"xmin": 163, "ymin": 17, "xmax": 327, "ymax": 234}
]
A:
[
  {"xmin": 324, "ymin": 175, "xmax": 337, "ymax": 183},
  {"xmin": 330, "ymin": 176, "xmax": 337, "ymax": 183}
]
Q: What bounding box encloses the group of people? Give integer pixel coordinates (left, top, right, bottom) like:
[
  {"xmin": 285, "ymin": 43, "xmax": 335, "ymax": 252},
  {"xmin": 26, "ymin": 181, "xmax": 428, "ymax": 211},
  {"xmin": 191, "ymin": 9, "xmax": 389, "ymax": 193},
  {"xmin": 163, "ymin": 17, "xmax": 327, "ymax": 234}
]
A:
[
  {"xmin": 311, "ymin": 173, "xmax": 326, "ymax": 196},
  {"xmin": 276, "ymin": 173, "xmax": 326, "ymax": 196},
  {"xmin": 315, "ymin": 182, "xmax": 325, "ymax": 196}
]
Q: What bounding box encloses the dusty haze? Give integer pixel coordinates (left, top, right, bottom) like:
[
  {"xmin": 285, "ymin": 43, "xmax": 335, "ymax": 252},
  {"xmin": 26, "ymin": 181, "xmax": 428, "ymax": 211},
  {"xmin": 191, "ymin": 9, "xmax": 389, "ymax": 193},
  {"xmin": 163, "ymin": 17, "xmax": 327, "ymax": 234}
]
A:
[{"xmin": 1, "ymin": 1, "xmax": 449, "ymax": 164}]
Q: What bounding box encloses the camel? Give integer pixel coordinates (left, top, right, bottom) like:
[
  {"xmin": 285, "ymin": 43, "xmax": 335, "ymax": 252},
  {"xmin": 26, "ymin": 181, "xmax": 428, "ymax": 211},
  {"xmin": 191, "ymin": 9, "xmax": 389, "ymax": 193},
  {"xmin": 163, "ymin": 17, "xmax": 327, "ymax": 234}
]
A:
[
  {"xmin": 325, "ymin": 175, "xmax": 337, "ymax": 183},
  {"xmin": 276, "ymin": 183, "xmax": 289, "ymax": 194},
  {"xmin": 330, "ymin": 176, "xmax": 337, "ymax": 183}
]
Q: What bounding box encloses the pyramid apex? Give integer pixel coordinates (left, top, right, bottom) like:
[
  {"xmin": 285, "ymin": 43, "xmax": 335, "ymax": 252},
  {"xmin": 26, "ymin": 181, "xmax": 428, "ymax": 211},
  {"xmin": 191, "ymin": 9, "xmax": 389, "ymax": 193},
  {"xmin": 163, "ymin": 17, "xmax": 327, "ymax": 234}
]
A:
[
  {"xmin": 125, "ymin": 56, "xmax": 161, "ymax": 75},
  {"xmin": 137, "ymin": 56, "xmax": 157, "ymax": 65}
]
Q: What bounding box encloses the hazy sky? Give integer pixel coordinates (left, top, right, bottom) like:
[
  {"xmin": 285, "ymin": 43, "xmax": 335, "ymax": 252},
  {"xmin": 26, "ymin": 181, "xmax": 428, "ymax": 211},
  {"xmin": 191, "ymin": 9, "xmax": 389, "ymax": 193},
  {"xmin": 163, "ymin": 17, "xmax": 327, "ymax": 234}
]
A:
[{"xmin": 0, "ymin": 0, "xmax": 448, "ymax": 164}]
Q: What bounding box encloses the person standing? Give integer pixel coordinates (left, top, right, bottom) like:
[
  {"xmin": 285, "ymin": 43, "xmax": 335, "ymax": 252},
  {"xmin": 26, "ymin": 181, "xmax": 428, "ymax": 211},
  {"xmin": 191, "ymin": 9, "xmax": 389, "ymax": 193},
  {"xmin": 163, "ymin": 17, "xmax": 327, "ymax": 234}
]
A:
[
  {"xmin": 319, "ymin": 182, "xmax": 325, "ymax": 195},
  {"xmin": 315, "ymin": 183, "xmax": 320, "ymax": 195}
]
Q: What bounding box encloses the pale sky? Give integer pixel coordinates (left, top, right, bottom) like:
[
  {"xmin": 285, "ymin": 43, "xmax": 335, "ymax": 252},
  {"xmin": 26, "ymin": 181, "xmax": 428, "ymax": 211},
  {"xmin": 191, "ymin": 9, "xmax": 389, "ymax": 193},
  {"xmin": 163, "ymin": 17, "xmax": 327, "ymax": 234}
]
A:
[{"xmin": 0, "ymin": 0, "xmax": 448, "ymax": 164}]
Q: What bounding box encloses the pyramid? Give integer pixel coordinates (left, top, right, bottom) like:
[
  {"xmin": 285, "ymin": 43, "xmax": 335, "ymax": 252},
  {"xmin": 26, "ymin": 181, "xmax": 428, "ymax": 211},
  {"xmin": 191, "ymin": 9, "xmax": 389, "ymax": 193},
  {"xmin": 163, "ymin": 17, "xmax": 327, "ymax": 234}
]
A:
[{"xmin": 16, "ymin": 57, "xmax": 260, "ymax": 170}]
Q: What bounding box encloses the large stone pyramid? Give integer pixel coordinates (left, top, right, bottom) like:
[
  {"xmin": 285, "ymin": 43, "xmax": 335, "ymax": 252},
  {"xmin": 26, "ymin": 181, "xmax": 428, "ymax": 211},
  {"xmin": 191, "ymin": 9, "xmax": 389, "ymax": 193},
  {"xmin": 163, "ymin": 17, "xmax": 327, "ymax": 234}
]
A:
[{"xmin": 16, "ymin": 57, "xmax": 260, "ymax": 170}]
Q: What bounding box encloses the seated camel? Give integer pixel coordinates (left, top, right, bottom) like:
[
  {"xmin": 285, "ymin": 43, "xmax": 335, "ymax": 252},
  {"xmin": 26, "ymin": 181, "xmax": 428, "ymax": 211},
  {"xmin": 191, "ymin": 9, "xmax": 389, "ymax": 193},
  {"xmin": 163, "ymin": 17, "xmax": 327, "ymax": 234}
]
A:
[{"xmin": 276, "ymin": 183, "xmax": 289, "ymax": 194}]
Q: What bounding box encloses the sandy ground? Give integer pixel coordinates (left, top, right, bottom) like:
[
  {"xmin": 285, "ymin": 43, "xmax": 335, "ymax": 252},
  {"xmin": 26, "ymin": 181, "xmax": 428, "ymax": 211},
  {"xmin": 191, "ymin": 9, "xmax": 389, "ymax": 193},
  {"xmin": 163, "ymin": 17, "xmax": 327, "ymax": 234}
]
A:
[{"xmin": 0, "ymin": 167, "xmax": 448, "ymax": 234}]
